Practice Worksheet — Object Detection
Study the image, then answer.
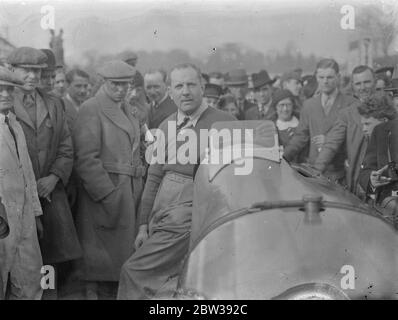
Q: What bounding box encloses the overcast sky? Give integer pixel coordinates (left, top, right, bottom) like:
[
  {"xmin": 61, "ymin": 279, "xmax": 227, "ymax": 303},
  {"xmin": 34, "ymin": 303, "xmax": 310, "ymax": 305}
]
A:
[{"xmin": 0, "ymin": 0, "xmax": 395, "ymax": 65}]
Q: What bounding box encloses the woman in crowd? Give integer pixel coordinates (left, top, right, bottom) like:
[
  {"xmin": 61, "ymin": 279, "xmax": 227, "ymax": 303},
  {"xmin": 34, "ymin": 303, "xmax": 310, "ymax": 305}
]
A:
[{"xmin": 273, "ymin": 89, "xmax": 299, "ymax": 147}]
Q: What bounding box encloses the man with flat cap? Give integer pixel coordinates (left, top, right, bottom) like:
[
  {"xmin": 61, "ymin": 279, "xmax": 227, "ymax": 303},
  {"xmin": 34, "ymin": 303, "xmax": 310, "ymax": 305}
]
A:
[
  {"xmin": 245, "ymin": 70, "xmax": 277, "ymax": 121},
  {"xmin": 0, "ymin": 66, "xmax": 43, "ymax": 299},
  {"xmin": 73, "ymin": 60, "xmax": 145, "ymax": 299},
  {"xmin": 8, "ymin": 47, "xmax": 81, "ymax": 298}
]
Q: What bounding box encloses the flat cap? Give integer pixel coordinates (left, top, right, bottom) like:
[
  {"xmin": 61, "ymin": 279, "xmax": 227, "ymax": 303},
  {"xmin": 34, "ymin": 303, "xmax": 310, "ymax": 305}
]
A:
[
  {"xmin": 40, "ymin": 49, "xmax": 56, "ymax": 71},
  {"xmin": 8, "ymin": 47, "xmax": 48, "ymax": 68},
  {"xmin": 0, "ymin": 66, "xmax": 24, "ymax": 87},
  {"xmin": 98, "ymin": 60, "xmax": 136, "ymax": 82}
]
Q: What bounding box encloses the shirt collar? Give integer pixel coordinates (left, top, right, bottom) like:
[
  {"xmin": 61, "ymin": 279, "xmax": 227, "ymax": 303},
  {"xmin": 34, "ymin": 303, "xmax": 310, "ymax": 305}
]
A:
[
  {"xmin": 153, "ymin": 93, "xmax": 168, "ymax": 108},
  {"xmin": 177, "ymin": 101, "xmax": 208, "ymax": 128},
  {"xmin": 0, "ymin": 111, "xmax": 16, "ymax": 124},
  {"xmin": 321, "ymin": 88, "xmax": 339, "ymax": 105},
  {"xmin": 276, "ymin": 116, "xmax": 299, "ymax": 131}
]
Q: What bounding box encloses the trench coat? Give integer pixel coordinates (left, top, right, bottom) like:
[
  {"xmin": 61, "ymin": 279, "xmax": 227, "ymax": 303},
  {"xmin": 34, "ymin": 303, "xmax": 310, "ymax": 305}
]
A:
[
  {"xmin": 73, "ymin": 86, "xmax": 145, "ymax": 281},
  {"xmin": 13, "ymin": 88, "xmax": 82, "ymax": 264},
  {"xmin": 0, "ymin": 112, "xmax": 43, "ymax": 299},
  {"xmin": 314, "ymin": 100, "xmax": 367, "ymax": 194}
]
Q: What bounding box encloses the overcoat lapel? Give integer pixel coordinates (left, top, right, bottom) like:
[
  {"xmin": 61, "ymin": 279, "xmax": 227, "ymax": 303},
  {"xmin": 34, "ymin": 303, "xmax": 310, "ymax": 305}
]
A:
[{"xmin": 96, "ymin": 87, "xmax": 135, "ymax": 145}]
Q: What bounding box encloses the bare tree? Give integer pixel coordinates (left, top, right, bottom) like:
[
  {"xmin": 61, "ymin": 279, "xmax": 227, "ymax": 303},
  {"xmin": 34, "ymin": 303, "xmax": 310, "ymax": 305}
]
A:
[{"xmin": 356, "ymin": 3, "xmax": 398, "ymax": 57}]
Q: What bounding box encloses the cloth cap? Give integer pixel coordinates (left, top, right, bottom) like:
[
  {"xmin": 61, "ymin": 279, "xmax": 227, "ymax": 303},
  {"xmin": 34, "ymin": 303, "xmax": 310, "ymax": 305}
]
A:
[
  {"xmin": 98, "ymin": 60, "xmax": 136, "ymax": 82},
  {"xmin": 8, "ymin": 47, "xmax": 48, "ymax": 68},
  {"xmin": 0, "ymin": 66, "xmax": 25, "ymax": 87}
]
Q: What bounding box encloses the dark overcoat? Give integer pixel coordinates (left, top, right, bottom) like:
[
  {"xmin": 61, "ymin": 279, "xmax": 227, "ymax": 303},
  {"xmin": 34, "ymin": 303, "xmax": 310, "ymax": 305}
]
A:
[
  {"xmin": 359, "ymin": 119, "xmax": 398, "ymax": 203},
  {"xmin": 13, "ymin": 88, "xmax": 82, "ymax": 264}
]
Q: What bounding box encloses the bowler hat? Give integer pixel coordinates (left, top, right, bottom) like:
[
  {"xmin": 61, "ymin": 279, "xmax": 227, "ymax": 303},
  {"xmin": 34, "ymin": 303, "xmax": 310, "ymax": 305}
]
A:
[
  {"xmin": 40, "ymin": 49, "xmax": 56, "ymax": 71},
  {"xmin": 98, "ymin": 60, "xmax": 136, "ymax": 82},
  {"xmin": 252, "ymin": 70, "xmax": 275, "ymax": 89},
  {"xmin": 204, "ymin": 83, "xmax": 222, "ymax": 98},
  {"xmin": 8, "ymin": 47, "xmax": 48, "ymax": 69},
  {"xmin": 225, "ymin": 69, "xmax": 248, "ymax": 86},
  {"xmin": 0, "ymin": 66, "xmax": 24, "ymax": 88}
]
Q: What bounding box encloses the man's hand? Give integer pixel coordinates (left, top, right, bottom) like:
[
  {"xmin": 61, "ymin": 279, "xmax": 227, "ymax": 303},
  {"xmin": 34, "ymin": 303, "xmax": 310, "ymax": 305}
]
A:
[
  {"xmin": 37, "ymin": 174, "xmax": 59, "ymax": 199},
  {"xmin": 370, "ymin": 165, "xmax": 392, "ymax": 188},
  {"xmin": 36, "ymin": 217, "xmax": 44, "ymax": 239},
  {"xmin": 134, "ymin": 224, "xmax": 148, "ymax": 250},
  {"xmin": 311, "ymin": 134, "xmax": 325, "ymax": 149}
]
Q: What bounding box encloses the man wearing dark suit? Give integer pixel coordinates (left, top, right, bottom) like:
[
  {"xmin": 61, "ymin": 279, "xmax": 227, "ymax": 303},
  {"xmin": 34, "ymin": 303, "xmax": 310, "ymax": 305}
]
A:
[
  {"xmin": 284, "ymin": 59, "xmax": 357, "ymax": 182},
  {"xmin": 145, "ymin": 69, "xmax": 177, "ymax": 129},
  {"xmin": 359, "ymin": 117, "xmax": 398, "ymax": 205},
  {"xmin": 244, "ymin": 70, "xmax": 277, "ymax": 121}
]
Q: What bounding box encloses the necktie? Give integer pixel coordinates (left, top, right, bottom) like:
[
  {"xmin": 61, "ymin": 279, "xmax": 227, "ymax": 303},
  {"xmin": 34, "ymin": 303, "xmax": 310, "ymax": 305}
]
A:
[
  {"xmin": 5, "ymin": 115, "xmax": 19, "ymax": 159},
  {"xmin": 23, "ymin": 94, "xmax": 37, "ymax": 126},
  {"xmin": 323, "ymin": 95, "xmax": 333, "ymax": 115},
  {"xmin": 176, "ymin": 116, "xmax": 190, "ymax": 133}
]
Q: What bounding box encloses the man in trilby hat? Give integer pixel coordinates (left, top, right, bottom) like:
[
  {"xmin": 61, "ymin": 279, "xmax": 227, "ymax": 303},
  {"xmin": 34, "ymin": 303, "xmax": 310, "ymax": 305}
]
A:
[{"xmin": 245, "ymin": 70, "xmax": 277, "ymax": 121}]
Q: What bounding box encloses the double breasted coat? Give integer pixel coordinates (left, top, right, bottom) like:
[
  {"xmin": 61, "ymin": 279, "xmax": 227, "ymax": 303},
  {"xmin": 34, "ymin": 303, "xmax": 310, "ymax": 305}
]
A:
[
  {"xmin": 13, "ymin": 88, "xmax": 82, "ymax": 264},
  {"xmin": 73, "ymin": 86, "xmax": 145, "ymax": 281}
]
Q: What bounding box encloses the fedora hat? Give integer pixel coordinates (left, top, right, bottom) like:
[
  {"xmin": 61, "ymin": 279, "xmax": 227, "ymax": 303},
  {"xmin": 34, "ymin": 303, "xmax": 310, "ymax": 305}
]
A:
[
  {"xmin": 252, "ymin": 70, "xmax": 275, "ymax": 89},
  {"xmin": 225, "ymin": 69, "xmax": 248, "ymax": 86}
]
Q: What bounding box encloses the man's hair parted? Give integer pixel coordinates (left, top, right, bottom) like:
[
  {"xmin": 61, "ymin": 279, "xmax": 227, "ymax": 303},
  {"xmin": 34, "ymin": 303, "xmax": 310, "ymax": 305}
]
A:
[
  {"xmin": 65, "ymin": 68, "xmax": 90, "ymax": 84},
  {"xmin": 316, "ymin": 58, "xmax": 339, "ymax": 74}
]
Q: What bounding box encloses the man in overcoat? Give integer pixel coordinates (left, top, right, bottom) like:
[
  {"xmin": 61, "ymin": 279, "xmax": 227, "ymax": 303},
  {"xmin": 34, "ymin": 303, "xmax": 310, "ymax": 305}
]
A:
[
  {"xmin": 73, "ymin": 60, "xmax": 145, "ymax": 299},
  {"xmin": 8, "ymin": 47, "xmax": 81, "ymax": 298},
  {"xmin": 0, "ymin": 66, "xmax": 43, "ymax": 299}
]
